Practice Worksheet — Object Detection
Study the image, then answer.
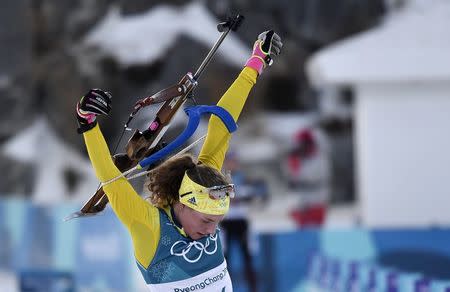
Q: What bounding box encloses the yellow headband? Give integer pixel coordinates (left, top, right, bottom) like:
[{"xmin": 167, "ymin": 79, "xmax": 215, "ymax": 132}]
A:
[{"xmin": 178, "ymin": 171, "xmax": 230, "ymax": 215}]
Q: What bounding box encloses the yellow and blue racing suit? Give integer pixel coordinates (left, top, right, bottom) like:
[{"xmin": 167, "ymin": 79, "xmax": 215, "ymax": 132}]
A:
[{"xmin": 82, "ymin": 67, "xmax": 257, "ymax": 291}]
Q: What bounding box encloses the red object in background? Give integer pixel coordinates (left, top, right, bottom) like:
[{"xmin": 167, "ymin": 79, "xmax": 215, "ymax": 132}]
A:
[
  {"xmin": 288, "ymin": 155, "xmax": 301, "ymax": 177},
  {"xmin": 287, "ymin": 129, "xmax": 318, "ymax": 178},
  {"xmin": 295, "ymin": 128, "xmax": 313, "ymax": 142},
  {"xmin": 294, "ymin": 129, "xmax": 317, "ymax": 156},
  {"xmin": 290, "ymin": 204, "xmax": 326, "ymax": 226}
]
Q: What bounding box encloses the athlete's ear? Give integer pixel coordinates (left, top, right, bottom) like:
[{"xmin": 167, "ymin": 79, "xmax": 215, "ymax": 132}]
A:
[{"xmin": 177, "ymin": 203, "xmax": 186, "ymax": 212}]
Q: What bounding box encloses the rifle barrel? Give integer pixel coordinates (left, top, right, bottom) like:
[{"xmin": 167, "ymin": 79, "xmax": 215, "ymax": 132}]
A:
[{"xmin": 193, "ymin": 28, "xmax": 231, "ymax": 81}]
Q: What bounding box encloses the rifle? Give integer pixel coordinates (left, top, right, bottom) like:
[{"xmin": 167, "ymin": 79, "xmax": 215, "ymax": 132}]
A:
[{"xmin": 65, "ymin": 14, "xmax": 244, "ymax": 220}]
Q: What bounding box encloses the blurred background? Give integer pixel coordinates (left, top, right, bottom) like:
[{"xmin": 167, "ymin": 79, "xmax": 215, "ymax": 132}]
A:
[{"xmin": 1, "ymin": 0, "xmax": 450, "ymax": 291}]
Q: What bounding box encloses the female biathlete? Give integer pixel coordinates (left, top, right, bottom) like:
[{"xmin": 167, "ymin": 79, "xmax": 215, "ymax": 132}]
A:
[{"xmin": 75, "ymin": 31, "xmax": 282, "ymax": 291}]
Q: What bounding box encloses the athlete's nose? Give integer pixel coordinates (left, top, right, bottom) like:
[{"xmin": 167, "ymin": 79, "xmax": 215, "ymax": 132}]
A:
[{"xmin": 205, "ymin": 223, "xmax": 216, "ymax": 236}]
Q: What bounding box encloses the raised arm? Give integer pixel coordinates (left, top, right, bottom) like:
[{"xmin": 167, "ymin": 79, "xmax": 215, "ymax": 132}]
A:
[
  {"xmin": 198, "ymin": 31, "xmax": 283, "ymax": 170},
  {"xmin": 76, "ymin": 89, "xmax": 160, "ymax": 268}
]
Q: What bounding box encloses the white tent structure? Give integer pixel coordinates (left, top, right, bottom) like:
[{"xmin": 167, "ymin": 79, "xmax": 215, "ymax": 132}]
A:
[{"xmin": 306, "ymin": 0, "xmax": 450, "ymax": 227}]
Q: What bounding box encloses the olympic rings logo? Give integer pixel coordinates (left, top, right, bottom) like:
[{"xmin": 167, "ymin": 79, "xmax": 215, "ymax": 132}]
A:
[{"xmin": 170, "ymin": 234, "xmax": 218, "ymax": 263}]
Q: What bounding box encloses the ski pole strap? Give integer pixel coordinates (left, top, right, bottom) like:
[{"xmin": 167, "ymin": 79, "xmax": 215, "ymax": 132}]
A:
[{"xmin": 138, "ymin": 105, "xmax": 237, "ymax": 168}]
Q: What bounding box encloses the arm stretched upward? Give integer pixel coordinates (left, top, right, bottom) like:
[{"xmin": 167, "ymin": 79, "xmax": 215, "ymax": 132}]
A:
[{"xmin": 198, "ymin": 67, "xmax": 257, "ymax": 170}]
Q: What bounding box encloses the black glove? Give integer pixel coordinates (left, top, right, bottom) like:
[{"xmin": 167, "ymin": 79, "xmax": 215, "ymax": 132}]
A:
[
  {"xmin": 76, "ymin": 88, "xmax": 112, "ymax": 134},
  {"xmin": 258, "ymin": 30, "xmax": 282, "ymax": 61},
  {"xmin": 245, "ymin": 30, "xmax": 283, "ymax": 74}
]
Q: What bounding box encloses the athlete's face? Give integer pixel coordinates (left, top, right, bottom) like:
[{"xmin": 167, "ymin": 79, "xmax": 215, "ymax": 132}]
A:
[{"xmin": 177, "ymin": 204, "xmax": 224, "ymax": 240}]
